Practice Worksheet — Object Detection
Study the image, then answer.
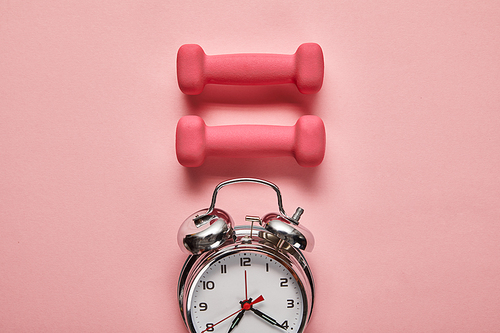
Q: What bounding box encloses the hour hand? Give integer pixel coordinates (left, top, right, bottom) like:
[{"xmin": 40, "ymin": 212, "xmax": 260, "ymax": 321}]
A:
[
  {"xmin": 228, "ymin": 310, "xmax": 245, "ymax": 333},
  {"xmin": 250, "ymin": 308, "xmax": 286, "ymax": 330}
]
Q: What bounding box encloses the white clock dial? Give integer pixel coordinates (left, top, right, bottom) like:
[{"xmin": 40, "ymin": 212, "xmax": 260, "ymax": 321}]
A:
[{"xmin": 187, "ymin": 251, "xmax": 305, "ymax": 333}]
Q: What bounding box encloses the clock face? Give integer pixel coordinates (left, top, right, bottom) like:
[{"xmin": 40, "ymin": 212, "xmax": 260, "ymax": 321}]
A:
[{"xmin": 186, "ymin": 250, "xmax": 306, "ymax": 333}]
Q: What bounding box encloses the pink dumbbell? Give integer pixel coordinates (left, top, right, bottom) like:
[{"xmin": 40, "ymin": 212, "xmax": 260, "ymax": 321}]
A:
[
  {"xmin": 176, "ymin": 115, "xmax": 326, "ymax": 167},
  {"xmin": 177, "ymin": 43, "xmax": 324, "ymax": 95}
]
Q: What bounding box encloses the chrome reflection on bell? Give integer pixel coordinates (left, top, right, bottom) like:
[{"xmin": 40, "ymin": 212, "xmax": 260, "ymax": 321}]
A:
[
  {"xmin": 260, "ymin": 212, "xmax": 315, "ymax": 252},
  {"xmin": 177, "ymin": 208, "xmax": 235, "ymax": 255}
]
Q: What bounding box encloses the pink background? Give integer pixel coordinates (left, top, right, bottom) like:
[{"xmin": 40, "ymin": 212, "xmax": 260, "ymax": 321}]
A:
[{"xmin": 1, "ymin": 1, "xmax": 500, "ymax": 332}]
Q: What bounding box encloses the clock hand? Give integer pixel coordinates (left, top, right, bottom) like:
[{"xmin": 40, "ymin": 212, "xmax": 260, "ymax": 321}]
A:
[
  {"xmin": 247, "ymin": 295, "xmax": 264, "ymax": 308},
  {"xmin": 244, "ymin": 270, "xmax": 248, "ymax": 301},
  {"xmin": 249, "ymin": 307, "xmax": 287, "ymax": 330},
  {"xmin": 201, "ymin": 296, "xmax": 264, "ymax": 333},
  {"xmin": 227, "ymin": 309, "xmax": 245, "ymax": 333}
]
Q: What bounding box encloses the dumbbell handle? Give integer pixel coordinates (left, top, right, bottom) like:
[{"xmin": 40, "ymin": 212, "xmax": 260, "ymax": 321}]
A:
[
  {"xmin": 205, "ymin": 54, "xmax": 295, "ymax": 85},
  {"xmin": 176, "ymin": 115, "xmax": 326, "ymax": 167},
  {"xmin": 206, "ymin": 124, "xmax": 294, "ymax": 156}
]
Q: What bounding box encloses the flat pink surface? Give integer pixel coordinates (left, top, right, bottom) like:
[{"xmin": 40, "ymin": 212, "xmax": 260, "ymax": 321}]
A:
[{"xmin": 1, "ymin": 1, "xmax": 500, "ymax": 332}]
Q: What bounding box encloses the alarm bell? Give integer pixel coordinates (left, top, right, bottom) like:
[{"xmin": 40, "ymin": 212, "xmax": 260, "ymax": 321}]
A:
[
  {"xmin": 177, "ymin": 208, "xmax": 234, "ymax": 255},
  {"xmin": 177, "ymin": 178, "xmax": 315, "ymax": 255}
]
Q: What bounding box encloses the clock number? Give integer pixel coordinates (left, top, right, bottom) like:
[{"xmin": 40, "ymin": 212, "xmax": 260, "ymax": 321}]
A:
[
  {"xmin": 199, "ymin": 302, "xmax": 208, "ymax": 311},
  {"xmin": 220, "ymin": 264, "xmax": 227, "ymax": 274},
  {"xmin": 287, "ymin": 299, "xmax": 294, "ymax": 308},
  {"xmin": 280, "ymin": 278, "xmax": 288, "ymax": 287},
  {"xmin": 240, "ymin": 257, "xmax": 251, "ymax": 267},
  {"xmin": 202, "ymin": 281, "xmax": 215, "ymax": 290},
  {"xmin": 205, "ymin": 323, "xmax": 214, "ymax": 332},
  {"xmin": 281, "ymin": 320, "xmax": 289, "ymax": 329}
]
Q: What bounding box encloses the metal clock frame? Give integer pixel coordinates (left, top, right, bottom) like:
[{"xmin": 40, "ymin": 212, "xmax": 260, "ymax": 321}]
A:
[{"xmin": 178, "ymin": 225, "xmax": 315, "ymax": 333}]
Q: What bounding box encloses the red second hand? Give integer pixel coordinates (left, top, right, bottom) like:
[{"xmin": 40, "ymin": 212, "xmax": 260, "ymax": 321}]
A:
[
  {"xmin": 244, "ymin": 270, "xmax": 248, "ymax": 301},
  {"xmin": 200, "ymin": 295, "xmax": 264, "ymax": 333}
]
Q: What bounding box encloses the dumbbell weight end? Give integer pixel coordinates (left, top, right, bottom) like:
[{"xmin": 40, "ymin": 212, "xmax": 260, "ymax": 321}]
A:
[
  {"xmin": 295, "ymin": 43, "xmax": 324, "ymax": 94},
  {"xmin": 176, "ymin": 115, "xmax": 207, "ymax": 167},
  {"xmin": 177, "ymin": 44, "xmax": 206, "ymax": 95},
  {"xmin": 293, "ymin": 115, "xmax": 326, "ymax": 167}
]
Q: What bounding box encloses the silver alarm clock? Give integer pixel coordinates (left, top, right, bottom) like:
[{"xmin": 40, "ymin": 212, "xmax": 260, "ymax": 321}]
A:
[{"xmin": 177, "ymin": 178, "xmax": 315, "ymax": 333}]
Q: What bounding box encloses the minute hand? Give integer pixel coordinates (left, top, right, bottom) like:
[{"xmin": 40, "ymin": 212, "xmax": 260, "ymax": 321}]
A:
[{"xmin": 250, "ymin": 308, "xmax": 286, "ymax": 330}]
